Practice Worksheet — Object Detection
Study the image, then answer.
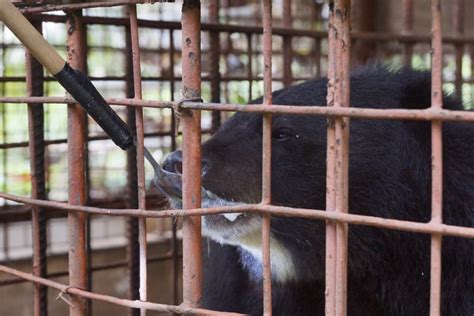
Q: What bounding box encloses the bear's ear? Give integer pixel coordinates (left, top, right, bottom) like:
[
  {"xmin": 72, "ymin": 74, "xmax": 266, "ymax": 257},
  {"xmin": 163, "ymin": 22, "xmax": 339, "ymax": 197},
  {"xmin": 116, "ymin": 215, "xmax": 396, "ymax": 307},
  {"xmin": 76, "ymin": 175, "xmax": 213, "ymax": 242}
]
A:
[
  {"xmin": 399, "ymin": 69, "xmax": 432, "ymax": 110},
  {"xmin": 399, "ymin": 68, "xmax": 464, "ymax": 111}
]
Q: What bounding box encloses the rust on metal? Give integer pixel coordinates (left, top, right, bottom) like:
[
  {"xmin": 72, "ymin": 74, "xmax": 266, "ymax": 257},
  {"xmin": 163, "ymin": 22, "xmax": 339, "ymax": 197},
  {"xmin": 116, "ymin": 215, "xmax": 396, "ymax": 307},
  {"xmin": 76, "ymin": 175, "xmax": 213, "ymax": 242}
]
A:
[
  {"xmin": 124, "ymin": 7, "xmax": 140, "ymax": 316},
  {"xmin": 208, "ymin": 0, "xmax": 221, "ymax": 133},
  {"xmin": 18, "ymin": 0, "xmax": 154, "ymax": 14},
  {"xmin": 4, "ymin": 96, "xmax": 474, "ymax": 122},
  {"xmin": 261, "ymin": 0, "xmax": 273, "ymax": 315},
  {"xmin": 124, "ymin": 6, "xmax": 141, "ymax": 316},
  {"xmin": 25, "ymin": 18, "xmax": 48, "ymax": 316},
  {"xmin": 334, "ymin": 1, "xmax": 351, "ymax": 314},
  {"xmin": 168, "ymin": 28, "xmax": 180, "ymax": 311},
  {"xmin": 66, "ymin": 9, "xmax": 88, "ymax": 316},
  {"xmin": 430, "ymin": 1, "xmax": 443, "ymax": 315},
  {"xmin": 181, "ymin": 0, "xmax": 203, "ymax": 308},
  {"xmin": 2, "ymin": 192, "xmax": 474, "ymax": 239},
  {"xmin": 246, "ymin": 33, "xmax": 253, "ymax": 101},
  {"xmin": 128, "ymin": 5, "xmax": 148, "ymax": 316},
  {"xmin": 325, "ymin": 1, "xmax": 338, "ymax": 313}
]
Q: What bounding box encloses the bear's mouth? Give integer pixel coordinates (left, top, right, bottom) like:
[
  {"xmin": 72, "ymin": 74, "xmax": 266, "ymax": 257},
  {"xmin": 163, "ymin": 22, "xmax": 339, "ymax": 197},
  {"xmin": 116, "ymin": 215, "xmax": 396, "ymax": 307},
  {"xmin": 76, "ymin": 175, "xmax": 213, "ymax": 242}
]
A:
[{"xmin": 149, "ymin": 155, "xmax": 260, "ymax": 242}]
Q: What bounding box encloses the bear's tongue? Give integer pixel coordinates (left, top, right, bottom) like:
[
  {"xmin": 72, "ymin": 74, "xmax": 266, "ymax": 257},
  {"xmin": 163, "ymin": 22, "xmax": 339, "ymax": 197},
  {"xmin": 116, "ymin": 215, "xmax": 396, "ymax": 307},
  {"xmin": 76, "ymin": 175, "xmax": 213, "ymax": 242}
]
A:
[{"xmin": 222, "ymin": 213, "xmax": 242, "ymax": 222}]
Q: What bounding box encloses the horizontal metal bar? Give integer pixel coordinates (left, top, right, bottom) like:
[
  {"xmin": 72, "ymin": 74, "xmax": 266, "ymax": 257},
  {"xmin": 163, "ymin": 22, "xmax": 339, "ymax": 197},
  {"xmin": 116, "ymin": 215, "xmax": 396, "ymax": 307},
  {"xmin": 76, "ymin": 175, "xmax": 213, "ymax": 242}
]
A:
[
  {"xmin": 16, "ymin": 0, "xmax": 153, "ymax": 14},
  {"xmin": 1, "ymin": 192, "xmax": 473, "ymax": 239},
  {"xmin": 2, "ymin": 96, "xmax": 474, "ymax": 123},
  {"xmin": 0, "ymin": 265, "xmax": 244, "ymax": 316}
]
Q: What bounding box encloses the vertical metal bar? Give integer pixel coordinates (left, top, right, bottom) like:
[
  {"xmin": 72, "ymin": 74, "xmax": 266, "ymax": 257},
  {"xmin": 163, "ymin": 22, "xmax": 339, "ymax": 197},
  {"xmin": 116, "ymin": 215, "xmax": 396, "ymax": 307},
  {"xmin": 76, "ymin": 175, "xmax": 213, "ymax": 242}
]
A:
[
  {"xmin": 282, "ymin": 0, "xmax": 292, "ymax": 87},
  {"xmin": 452, "ymin": 0, "xmax": 464, "ymax": 100},
  {"xmin": 334, "ymin": 1, "xmax": 351, "ymax": 315},
  {"xmin": 325, "ymin": 1, "xmax": 338, "ymax": 314},
  {"xmin": 66, "ymin": 10, "xmax": 88, "ymax": 316},
  {"xmin": 82, "ymin": 39, "xmax": 92, "ymax": 316},
  {"xmin": 430, "ymin": 1, "xmax": 443, "ymax": 315},
  {"xmin": 247, "ymin": 33, "xmax": 253, "ymax": 102},
  {"xmin": 262, "ymin": 1, "xmax": 273, "ymax": 315},
  {"xmin": 222, "ymin": 0, "xmax": 231, "ymax": 104},
  {"xmin": 168, "ymin": 29, "xmax": 179, "ymax": 310},
  {"xmin": 181, "ymin": 0, "xmax": 202, "ymax": 308},
  {"xmin": 124, "ymin": 7, "xmax": 140, "ymax": 316},
  {"xmin": 209, "ymin": 0, "xmax": 221, "ymax": 133},
  {"xmin": 26, "ymin": 18, "xmax": 48, "ymax": 316},
  {"xmin": 402, "ymin": 0, "xmax": 414, "ymax": 66},
  {"xmin": 129, "ymin": 5, "xmax": 147, "ymax": 316}
]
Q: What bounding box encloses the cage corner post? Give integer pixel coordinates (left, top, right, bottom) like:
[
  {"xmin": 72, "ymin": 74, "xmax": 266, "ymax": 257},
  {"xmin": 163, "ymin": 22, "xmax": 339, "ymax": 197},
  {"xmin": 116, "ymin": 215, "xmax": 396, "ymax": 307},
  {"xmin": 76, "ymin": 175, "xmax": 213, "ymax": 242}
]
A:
[
  {"xmin": 66, "ymin": 8, "xmax": 89, "ymax": 316},
  {"xmin": 181, "ymin": 0, "xmax": 203, "ymax": 309}
]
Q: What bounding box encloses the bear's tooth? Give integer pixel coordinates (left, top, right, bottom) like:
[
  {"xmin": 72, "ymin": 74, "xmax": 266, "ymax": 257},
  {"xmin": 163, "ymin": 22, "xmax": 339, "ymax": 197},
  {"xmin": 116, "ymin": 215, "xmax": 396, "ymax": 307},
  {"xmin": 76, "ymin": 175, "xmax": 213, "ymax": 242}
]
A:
[{"xmin": 222, "ymin": 213, "xmax": 242, "ymax": 222}]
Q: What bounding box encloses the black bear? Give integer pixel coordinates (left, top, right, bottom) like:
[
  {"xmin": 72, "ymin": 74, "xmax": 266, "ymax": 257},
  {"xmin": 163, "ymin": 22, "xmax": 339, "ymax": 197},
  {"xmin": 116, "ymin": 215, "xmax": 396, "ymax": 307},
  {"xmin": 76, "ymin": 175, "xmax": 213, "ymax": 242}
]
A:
[{"xmin": 159, "ymin": 66, "xmax": 474, "ymax": 315}]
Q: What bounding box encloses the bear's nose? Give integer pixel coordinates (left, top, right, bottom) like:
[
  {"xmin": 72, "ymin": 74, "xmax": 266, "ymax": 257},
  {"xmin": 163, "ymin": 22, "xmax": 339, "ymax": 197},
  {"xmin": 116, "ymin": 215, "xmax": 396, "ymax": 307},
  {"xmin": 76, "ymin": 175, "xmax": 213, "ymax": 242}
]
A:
[
  {"xmin": 163, "ymin": 150, "xmax": 210, "ymax": 176},
  {"xmin": 163, "ymin": 150, "xmax": 183, "ymax": 174}
]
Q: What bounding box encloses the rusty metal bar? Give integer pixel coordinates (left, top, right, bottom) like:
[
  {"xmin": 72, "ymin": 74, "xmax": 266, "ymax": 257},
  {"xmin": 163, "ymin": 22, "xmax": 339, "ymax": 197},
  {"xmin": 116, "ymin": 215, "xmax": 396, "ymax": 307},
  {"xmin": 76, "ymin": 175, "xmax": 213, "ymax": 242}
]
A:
[
  {"xmin": 66, "ymin": 9, "xmax": 88, "ymax": 316},
  {"xmin": 452, "ymin": 0, "xmax": 464, "ymax": 99},
  {"xmin": 0, "ymin": 265, "xmax": 245, "ymax": 316},
  {"xmin": 334, "ymin": 1, "xmax": 351, "ymax": 315},
  {"xmin": 124, "ymin": 7, "xmax": 140, "ymax": 316},
  {"xmin": 5, "ymin": 96, "xmax": 474, "ymax": 122},
  {"xmin": 128, "ymin": 5, "xmax": 148, "ymax": 316},
  {"xmin": 0, "ymin": 194, "xmax": 165, "ymax": 223},
  {"xmin": 181, "ymin": 0, "xmax": 203, "ymax": 308},
  {"xmin": 208, "ymin": 0, "xmax": 221, "ymax": 133},
  {"xmin": 25, "ymin": 18, "xmax": 48, "ymax": 316},
  {"xmin": 246, "ymin": 33, "xmax": 253, "ymax": 102},
  {"xmin": 261, "ymin": 1, "xmax": 273, "ymax": 315},
  {"xmin": 2, "ymin": 192, "xmax": 474, "ymax": 239},
  {"xmin": 325, "ymin": 1, "xmax": 338, "ymax": 313},
  {"xmin": 17, "ymin": 0, "xmax": 154, "ymax": 14},
  {"xmin": 282, "ymin": 0, "xmax": 293, "ymax": 87},
  {"xmin": 168, "ymin": 28, "xmax": 179, "ymax": 310},
  {"xmin": 170, "ymin": 29, "xmax": 177, "ymax": 150},
  {"xmin": 430, "ymin": 1, "xmax": 443, "ymax": 315}
]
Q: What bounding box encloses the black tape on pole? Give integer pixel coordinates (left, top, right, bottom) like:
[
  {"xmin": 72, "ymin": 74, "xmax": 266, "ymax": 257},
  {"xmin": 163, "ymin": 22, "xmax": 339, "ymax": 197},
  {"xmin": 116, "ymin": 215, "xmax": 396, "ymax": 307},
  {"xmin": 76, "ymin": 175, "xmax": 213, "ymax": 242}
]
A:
[{"xmin": 55, "ymin": 63, "xmax": 135, "ymax": 150}]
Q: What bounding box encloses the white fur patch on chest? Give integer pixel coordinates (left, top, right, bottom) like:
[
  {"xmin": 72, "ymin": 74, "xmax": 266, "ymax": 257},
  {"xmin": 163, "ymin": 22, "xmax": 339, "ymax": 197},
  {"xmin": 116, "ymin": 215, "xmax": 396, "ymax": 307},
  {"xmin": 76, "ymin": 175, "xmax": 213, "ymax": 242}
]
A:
[
  {"xmin": 237, "ymin": 232, "xmax": 297, "ymax": 283},
  {"xmin": 240, "ymin": 238, "xmax": 296, "ymax": 283}
]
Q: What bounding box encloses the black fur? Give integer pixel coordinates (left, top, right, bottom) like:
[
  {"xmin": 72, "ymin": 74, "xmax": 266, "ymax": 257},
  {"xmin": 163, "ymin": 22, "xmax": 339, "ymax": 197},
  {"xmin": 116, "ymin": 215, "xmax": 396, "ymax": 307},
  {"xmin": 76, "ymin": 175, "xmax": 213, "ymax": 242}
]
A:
[{"xmin": 169, "ymin": 66, "xmax": 474, "ymax": 315}]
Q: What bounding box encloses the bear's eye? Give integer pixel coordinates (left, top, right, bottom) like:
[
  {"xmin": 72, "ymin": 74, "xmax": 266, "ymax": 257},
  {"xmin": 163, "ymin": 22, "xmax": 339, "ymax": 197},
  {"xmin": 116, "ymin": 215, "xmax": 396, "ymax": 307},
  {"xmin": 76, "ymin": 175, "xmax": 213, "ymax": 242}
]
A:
[{"xmin": 272, "ymin": 128, "xmax": 296, "ymax": 140}]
